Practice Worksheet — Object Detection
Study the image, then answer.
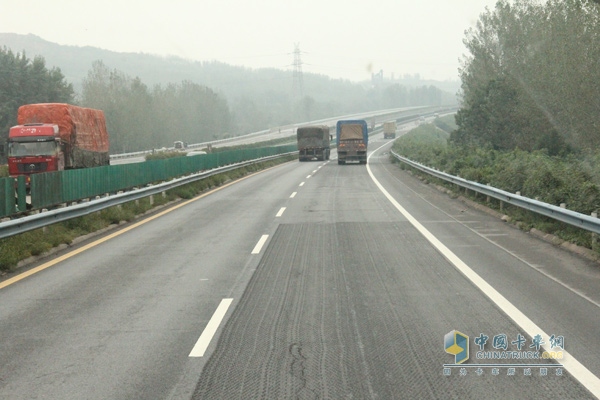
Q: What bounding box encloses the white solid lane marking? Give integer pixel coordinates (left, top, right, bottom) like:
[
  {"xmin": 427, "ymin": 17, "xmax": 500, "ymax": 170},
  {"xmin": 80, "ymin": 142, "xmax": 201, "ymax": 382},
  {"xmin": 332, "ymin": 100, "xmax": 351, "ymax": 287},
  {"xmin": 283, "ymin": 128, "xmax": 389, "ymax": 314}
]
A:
[
  {"xmin": 366, "ymin": 143, "xmax": 600, "ymax": 397},
  {"xmin": 251, "ymin": 234, "xmax": 269, "ymax": 254},
  {"xmin": 189, "ymin": 298, "xmax": 233, "ymax": 357},
  {"xmin": 290, "ymin": 192, "xmax": 297, "ymax": 198},
  {"xmin": 276, "ymin": 207, "xmax": 286, "ymax": 217},
  {"xmin": 299, "ymin": 182, "xmax": 305, "ymax": 187}
]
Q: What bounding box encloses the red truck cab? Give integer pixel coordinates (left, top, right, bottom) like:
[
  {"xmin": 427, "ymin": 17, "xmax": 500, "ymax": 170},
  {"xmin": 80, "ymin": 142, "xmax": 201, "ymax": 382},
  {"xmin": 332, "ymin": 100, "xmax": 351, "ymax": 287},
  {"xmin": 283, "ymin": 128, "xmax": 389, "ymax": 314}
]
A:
[{"xmin": 7, "ymin": 123, "xmax": 65, "ymax": 184}]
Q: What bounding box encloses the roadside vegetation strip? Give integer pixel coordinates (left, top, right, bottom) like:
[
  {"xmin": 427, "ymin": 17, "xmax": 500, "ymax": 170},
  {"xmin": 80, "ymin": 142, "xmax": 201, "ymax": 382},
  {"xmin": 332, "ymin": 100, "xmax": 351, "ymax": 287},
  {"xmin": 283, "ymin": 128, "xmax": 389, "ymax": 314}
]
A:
[
  {"xmin": 209, "ymin": 136, "xmax": 296, "ymax": 153},
  {"xmin": 0, "ymin": 155, "xmax": 295, "ymax": 273},
  {"xmin": 392, "ymin": 119, "xmax": 600, "ymax": 254}
]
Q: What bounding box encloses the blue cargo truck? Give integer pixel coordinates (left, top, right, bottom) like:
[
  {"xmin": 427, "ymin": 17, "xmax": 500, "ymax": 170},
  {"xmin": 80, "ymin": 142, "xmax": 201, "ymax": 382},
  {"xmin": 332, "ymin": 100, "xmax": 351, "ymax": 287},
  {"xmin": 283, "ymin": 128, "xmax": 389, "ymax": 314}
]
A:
[{"xmin": 336, "ymin": 120, "xmax": 368, "ymax": 165}]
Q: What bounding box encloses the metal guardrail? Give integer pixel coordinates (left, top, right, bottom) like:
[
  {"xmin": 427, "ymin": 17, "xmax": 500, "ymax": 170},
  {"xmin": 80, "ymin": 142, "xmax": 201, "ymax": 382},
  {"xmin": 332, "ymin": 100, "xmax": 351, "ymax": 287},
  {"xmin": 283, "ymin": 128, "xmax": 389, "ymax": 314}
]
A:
[
  {"xmin": 390, "ymin": 150, "xmax": 600, "ymax": 235},
  {"xmin": 0, "ymin": 152, "xmax": 295, "ymax": 240}
]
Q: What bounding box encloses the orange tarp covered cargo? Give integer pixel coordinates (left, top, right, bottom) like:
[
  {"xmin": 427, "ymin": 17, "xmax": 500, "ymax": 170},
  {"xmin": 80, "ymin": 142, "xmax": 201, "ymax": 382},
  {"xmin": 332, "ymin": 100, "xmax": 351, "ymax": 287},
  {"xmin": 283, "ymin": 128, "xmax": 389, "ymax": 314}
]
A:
[
  {"xmin": 339, "ymin": 124, "xmax": 365, "ymax": 140},
  {"xmin": 17, "ymin": 103, "xmax": 110, "ymax": 168},
  {"xmin": 17, "ymin": 103, "xmax": 109, "ymax": 153}
]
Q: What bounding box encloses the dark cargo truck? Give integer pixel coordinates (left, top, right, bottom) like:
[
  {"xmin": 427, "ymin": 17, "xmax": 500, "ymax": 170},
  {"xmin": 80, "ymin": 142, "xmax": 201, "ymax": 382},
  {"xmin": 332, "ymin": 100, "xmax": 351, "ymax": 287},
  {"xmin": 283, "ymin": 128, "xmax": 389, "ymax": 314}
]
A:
[
  {"xmin": 383, "ymin": 121, "xmax": 396, "ymax": 139},
  {"xmin": 336, "ymin": 120, "xmax": 368, "ymax": 165},
  {"xmin": 297, "ymin": 125, "xmax": 330, "ymax": 161}
]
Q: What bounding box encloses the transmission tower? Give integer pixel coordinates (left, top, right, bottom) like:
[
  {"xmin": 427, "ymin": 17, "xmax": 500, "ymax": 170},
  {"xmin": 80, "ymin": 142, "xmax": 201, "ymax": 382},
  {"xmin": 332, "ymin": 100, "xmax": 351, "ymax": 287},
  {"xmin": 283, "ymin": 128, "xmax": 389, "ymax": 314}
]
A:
[{"xmin": 292, "ymin": 43, "xmax": 304, "ymax": 100}]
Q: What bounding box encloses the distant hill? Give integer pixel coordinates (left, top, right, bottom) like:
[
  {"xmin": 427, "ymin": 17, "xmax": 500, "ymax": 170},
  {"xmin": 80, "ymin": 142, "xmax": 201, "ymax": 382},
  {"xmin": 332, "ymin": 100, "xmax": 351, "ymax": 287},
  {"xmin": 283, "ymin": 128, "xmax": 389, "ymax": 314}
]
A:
[
  {"xmin": 0, "ymin": 33, "xmax": 248, "ymax": 94},
  {"xmin": 0, "ymin": 33, "xmax": 460, "ymax": 98},
  {"xmin": 0, "ymin": 33, "xmax": 459, "ymax": 135}
]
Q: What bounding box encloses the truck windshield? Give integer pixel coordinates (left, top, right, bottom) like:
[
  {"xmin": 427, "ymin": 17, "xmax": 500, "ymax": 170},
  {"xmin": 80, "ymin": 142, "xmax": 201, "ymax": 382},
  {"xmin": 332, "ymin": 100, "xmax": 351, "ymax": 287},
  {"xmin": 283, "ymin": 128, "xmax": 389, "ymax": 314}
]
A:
[{"xmin": 8, "ymin": 140, "xmax": 58, "ymax": 157}]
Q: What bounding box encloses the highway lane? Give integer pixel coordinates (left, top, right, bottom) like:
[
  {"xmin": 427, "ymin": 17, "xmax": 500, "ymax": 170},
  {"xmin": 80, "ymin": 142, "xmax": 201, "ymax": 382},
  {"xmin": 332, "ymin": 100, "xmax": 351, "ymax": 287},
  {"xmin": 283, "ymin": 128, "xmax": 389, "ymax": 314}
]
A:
[
  {"xmin": 192, "ymin": 137, "xmax": 599, "ymax": 398},
  {"xmin": 0, "ymin": 159, "xmax": 323, "ymax": 399},
  {"xmin": 0, "ymin": 128, "xmax": 599, "ymax": 398}
]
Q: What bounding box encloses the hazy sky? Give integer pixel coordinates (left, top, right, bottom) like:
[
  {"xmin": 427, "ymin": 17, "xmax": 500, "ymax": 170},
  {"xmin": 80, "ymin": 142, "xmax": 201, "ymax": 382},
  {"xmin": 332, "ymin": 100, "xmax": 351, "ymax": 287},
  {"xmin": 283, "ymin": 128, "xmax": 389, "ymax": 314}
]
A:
[{"xmin": 1, "ymin": 0, "xmax": 499, "ymax": 82}]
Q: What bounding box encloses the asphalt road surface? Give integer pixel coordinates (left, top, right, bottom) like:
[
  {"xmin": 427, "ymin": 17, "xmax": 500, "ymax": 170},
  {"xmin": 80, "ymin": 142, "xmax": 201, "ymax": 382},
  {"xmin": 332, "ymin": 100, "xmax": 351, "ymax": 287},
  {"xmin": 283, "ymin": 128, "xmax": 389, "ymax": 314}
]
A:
[{"xmin": 1, "ymin": 130, "xmax": 599, "ymax": 399}]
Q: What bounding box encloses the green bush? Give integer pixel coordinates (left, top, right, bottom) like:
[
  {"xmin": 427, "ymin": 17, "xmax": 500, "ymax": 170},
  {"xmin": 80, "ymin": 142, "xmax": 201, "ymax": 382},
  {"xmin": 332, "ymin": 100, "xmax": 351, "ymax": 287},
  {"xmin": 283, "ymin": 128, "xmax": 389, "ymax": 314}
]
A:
[
  {"xmin": 170, "ymin": 186, "xmax": 196, "ymax": 199},
  {"xmin": 393, "ymin": 123, "xmax": 600, "ymax": 251},
  {"xmin": 211, "ymin": 136, "xmax": 295, "ymax": 153},
  {"xmin": 0, "ymin": 237, "xmax": 24, "ymax": 269},
  {"xmin": 100, "ymin": 206, "xmax": 135, "ymax": 224},
  {"xmin": 145, "ymin": 151, "xmax": 186, "ymax": 161}
]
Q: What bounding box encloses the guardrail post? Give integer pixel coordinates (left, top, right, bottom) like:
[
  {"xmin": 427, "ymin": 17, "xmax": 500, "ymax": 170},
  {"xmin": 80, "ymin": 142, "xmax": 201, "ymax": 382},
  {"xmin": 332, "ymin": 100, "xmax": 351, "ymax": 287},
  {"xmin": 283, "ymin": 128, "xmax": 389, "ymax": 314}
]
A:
[
  {"xmin": 560, "ymin": 203, "xmax": 566, "ymax": 209},
  {"xmin": 593, "ymin": 212, "xmax": 598, "ymax": 251}
]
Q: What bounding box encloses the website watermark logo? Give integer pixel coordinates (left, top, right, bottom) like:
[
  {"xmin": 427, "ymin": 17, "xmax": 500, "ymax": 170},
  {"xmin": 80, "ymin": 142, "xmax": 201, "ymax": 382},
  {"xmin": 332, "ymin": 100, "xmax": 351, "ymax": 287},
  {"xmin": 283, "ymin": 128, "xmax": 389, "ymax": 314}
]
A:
[
  {"xmin": 445, "ymin": 330, "xmax": 469, "ymax": 364},
  {"xmin": 443, "ymin": 330, "xmax": 565, "ymax": 377}
]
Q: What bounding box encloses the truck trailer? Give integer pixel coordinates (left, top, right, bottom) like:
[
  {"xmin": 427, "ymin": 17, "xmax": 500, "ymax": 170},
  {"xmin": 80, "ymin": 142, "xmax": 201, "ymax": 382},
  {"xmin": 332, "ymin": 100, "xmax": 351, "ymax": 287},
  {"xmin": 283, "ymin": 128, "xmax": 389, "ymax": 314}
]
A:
[
  {"xmin": 383, "ymin": 121, "xmax": 396, "ymax": 139},
  {"xmin": 297, "ymin": 125, "xmax": 330, "ymax": 161},
  {"xmin": 336, "ymin": 120, "xmax": 368, "ymax": 165},
  {"xmin": 7, "ymin": 103, "xmax": 110, "ymax": 184}
]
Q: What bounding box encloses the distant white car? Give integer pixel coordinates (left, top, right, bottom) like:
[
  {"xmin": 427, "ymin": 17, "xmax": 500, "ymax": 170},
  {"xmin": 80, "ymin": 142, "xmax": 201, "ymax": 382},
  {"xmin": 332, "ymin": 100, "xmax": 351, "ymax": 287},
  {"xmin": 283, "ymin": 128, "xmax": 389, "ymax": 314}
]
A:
[{"xmin": 186, "ymin": 150, "xmax": 207, "ymax": 156}]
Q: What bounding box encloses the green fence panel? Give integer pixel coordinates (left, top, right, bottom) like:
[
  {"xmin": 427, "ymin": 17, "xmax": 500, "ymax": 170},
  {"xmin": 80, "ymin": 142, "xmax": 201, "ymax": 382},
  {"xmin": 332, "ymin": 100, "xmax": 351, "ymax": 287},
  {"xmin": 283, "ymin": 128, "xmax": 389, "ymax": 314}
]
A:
[
  {"xmin": 206, "ymin": 154, "xmax": 218, "ymax": 169},
  {"xmin": 31, "ymin": 172, "xmax": 62, "ymax": 209},
  {"xmin": 107, "ymin": 164, "xmax": 129, "ymax": 193},
  {"xmin": 0, "ymin": 177, "xmax": 16, "ymax": 218},
  {"xmin": 26, "ymin": 145, "xmax": 296, "ymax": 210}
]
